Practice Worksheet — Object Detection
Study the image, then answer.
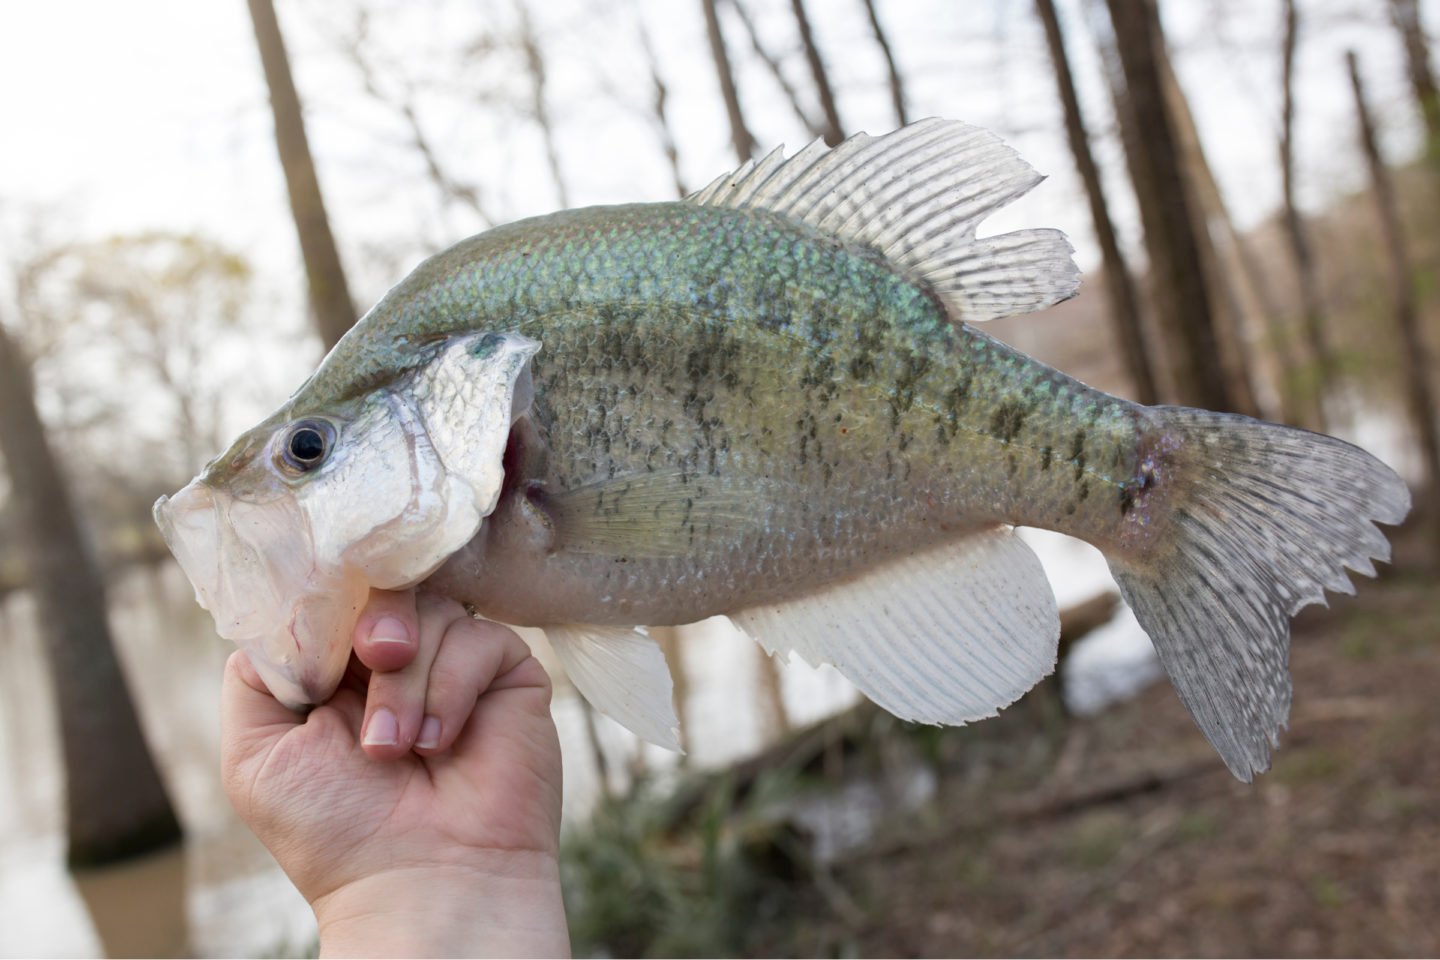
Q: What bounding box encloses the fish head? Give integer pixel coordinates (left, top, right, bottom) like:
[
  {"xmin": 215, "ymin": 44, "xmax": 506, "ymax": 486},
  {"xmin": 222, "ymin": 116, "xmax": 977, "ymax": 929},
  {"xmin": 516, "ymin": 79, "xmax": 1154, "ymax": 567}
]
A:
[{"xmin": 154, "ymin": 331, "xmax": 540, "ymax": 709}]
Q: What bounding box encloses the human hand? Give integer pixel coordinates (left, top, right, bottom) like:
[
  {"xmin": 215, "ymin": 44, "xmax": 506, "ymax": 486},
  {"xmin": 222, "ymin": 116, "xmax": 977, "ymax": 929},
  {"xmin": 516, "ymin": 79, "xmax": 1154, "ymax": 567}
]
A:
[{"xmin": 221, "ymin": 589, "xmax": 568, "ymax": 958}]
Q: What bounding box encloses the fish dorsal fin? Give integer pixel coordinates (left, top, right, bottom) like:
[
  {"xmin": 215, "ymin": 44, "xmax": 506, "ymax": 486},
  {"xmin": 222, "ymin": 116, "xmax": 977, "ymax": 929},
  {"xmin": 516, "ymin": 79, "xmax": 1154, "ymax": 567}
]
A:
[
  {"xmin": 545, "ymin": 470, "xmax": 767, "ymax": 559},
  {"xmin": 731, "ymin": 527, "xmax": 1059, "ymax": 725},
  {"xmin": 545, "ymin": 623, "xmax": 682, "ymax": 750},
  {"xmin": 689, "ymin": 118, "xmax": 1080, "ymax": 323}
]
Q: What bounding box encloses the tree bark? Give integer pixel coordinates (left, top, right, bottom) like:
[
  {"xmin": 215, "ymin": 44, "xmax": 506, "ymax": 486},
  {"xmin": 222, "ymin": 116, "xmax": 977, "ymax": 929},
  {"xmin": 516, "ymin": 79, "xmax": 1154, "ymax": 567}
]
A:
[
  {"xmin": 701, "ymin": 0, "xmax": 757, "ymax": 163},
  {"xmin": 1035, "ymin": 0, "xmax": 1158, "ymax": 405},
  {"xmin": 0, "ymin": 323, "xmax": 182, "ymax": 867},
  {"xmin": 1348, "ymin": 51, "xmax": 1440, "ymax": 545},
  {"xmin": 1279, "ymin": 0, "xmax": 1336, "ymax": 429},
  {"xmin": 1389, "ymin": 0, "xmax": 1440, "ymax": 161},
  {"xmin": 861, "ymin": 0, "xmax": 909, "ymax": 126},
  {"xmin": 1157, "ymin": 51, "xmax": 1264, "ymax": 419},
  {"xmin": 789, "ymin": 0, "xmax": 845, "ymax": 145},
  {"xmin": 246, "ymin": 0, "xmax": 357, "ymax": 350},
  {"xmin": 1101, "ymin": 0, "xmax": 1235, "ymax": 413}
]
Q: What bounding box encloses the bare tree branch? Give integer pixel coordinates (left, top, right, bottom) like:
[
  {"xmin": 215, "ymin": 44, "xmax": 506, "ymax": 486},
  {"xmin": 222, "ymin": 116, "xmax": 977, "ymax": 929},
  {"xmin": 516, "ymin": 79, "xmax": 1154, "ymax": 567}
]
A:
[
  {"xmin": 342, "ymin": 10, "xmax": 493, "ymax": 223},
  {"xmin": 860, "ymin": 0, "xmax": 909, "ymax": 126},
  {"xmin": 789, "ymin": 0, "xmax": 845, "ymax": 145},
  {"xmin": 515, "ymin": 0, "xmax": 570, "ymax": 208},
  {"xmin": 702, "ymin": 0, "xmax": 757, "ymax": 163},
  {"xmin": 727, "ymin": 0, "xmax": 824, "ymax": 139},
  {"xmin": 637, "ymin": 17, "xmax": 690, "ymax": 198}
]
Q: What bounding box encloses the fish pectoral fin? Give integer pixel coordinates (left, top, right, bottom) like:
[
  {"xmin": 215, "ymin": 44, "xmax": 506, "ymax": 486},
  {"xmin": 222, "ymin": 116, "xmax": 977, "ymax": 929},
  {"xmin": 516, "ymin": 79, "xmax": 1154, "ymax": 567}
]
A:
[
  {"xmin": 731, "ymin": 527, "xmax": 1059, "ymax": 725},
  {"xmin": 545, "ymin": 623, "xmax": 682, "ymax": 751},
  {"xmin": 544, "ymin": 470, "xmax": 766, "ymax": 559}
]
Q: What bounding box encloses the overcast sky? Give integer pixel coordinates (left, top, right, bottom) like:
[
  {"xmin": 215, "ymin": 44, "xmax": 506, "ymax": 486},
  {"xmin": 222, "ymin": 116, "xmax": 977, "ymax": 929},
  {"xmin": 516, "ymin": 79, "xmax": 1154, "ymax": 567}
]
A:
[{"xmin": 0, "ymin": 0, "xmax": 1425, "ymax": 366}]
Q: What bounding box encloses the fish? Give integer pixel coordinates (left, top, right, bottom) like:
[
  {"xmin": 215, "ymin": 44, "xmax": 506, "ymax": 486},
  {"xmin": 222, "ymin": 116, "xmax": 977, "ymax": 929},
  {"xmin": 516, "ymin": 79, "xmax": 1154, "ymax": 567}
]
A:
[{"xmin": 154, "ymin": 119, "xmax": 1409, "ymax": 780}]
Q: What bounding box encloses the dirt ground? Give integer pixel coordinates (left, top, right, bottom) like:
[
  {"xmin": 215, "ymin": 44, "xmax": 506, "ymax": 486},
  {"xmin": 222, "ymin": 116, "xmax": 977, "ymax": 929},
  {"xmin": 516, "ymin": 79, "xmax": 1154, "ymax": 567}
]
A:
[{"xmin": 752, "ymin": 526, "xmax": 1440, "ymax": 959}]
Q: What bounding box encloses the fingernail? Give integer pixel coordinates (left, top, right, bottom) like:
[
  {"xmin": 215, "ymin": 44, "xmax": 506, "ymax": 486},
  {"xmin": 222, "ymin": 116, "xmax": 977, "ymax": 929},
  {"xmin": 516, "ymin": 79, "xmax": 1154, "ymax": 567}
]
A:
[
  {"xmin": 363, "ymin": 708, "xmax": 398, "ymax": 746},
  {"xmin": 417, "ymin": 715, "xmax": 441, "ymax": 750},
  {"xmin": 369, "ymin": 616, "xmax": 410, "ymax": 647}
]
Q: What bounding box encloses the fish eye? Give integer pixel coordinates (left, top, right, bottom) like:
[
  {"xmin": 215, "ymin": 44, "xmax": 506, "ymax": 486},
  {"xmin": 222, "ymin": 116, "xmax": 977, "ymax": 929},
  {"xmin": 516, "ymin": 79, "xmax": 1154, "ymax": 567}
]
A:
[{"xmin": 279, "ymin": 419, "xmax": 334, "ymax": 473}]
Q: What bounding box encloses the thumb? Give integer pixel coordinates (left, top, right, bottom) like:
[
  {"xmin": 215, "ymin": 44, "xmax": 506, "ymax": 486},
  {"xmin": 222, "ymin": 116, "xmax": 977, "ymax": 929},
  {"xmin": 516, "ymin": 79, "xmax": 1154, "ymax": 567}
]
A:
[{"xmin": 220, "ymin": 650, "xmax": 302, "ymax": 770}]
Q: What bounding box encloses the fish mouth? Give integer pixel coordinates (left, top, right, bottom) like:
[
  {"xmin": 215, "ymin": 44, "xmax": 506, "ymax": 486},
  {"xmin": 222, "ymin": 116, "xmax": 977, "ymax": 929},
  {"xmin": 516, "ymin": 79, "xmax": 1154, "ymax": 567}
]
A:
[
  {"xmin": 154, "ymin": 478, "xmax": 367, "ymax": 710},
  {"xmin": 154, "ymin": 332, "xmax": 541, "ymax": 707}
]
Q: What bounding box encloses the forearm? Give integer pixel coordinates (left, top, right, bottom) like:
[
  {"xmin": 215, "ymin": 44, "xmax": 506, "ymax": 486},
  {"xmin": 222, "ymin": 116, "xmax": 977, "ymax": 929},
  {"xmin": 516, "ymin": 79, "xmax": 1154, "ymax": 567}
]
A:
[{"xmin": 312, "ymin": 855, "xmax": 570, "ymax": 958}]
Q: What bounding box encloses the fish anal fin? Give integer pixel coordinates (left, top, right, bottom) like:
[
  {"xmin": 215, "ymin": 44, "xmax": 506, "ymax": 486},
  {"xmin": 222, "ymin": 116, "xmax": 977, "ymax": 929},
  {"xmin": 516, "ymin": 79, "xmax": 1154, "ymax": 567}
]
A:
[
  {"xmin": 545, "ymin": 623, "xmax": 681, "ymax": 751},
  {"xmin": 731, "ymin": 527, "xmax": 1059, "ymax": 725}
]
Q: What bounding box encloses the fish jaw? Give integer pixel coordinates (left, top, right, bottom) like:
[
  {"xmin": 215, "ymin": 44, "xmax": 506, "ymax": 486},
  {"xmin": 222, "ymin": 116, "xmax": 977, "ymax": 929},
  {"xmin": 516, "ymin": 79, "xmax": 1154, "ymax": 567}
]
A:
[{"xmin": 154, "ymin": 476, "xmax": 369, "ymax": 709}]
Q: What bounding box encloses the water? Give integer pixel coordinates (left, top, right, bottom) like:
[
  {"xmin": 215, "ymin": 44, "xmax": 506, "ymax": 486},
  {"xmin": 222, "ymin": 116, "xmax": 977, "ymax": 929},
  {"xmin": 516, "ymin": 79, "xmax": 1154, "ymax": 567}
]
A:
[{"xmin": 0, "ymin": 528, "xmax": 1151, "ymax": 957}]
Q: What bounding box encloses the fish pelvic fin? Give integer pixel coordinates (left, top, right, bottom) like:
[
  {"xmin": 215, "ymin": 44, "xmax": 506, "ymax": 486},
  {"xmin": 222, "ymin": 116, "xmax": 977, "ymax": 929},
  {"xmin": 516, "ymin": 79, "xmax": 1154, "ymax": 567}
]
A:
[
  {"xmin": 545, "ymin": 623, "xmax": 682, "ymax": 751},
  {"xmin": 687, "ymin": 118, "xmax": 1080, "ymax": 323},
  {"xmin": 1107, "ymin": 407, "xmax": 1410, "ymax": 782},
  {"xmin": 732, "ymin": 527, "xmax": 1060, "ymax": 725}
]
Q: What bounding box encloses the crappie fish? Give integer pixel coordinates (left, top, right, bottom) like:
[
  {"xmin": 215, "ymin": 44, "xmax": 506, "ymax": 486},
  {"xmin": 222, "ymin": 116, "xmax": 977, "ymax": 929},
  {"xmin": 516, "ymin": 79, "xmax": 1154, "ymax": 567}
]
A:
[{"xmin": 155, "ymin": 120, "xmax": 1408, "ymax": 780}]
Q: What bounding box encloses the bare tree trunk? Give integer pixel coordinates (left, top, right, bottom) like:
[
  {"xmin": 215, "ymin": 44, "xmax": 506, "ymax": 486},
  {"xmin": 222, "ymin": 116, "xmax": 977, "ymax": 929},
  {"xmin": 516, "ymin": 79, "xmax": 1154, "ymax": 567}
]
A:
[
  {"xmin": 0, "ymin": 323, "xmax": 182, "ymax": 867},
  {"xmin": 702, "ymin": 0, "xmax": 757, "ymax": 163},
  {"xmin": 1156, "ymin": 34, "xmax": 1263, "ymax": 418},
  {"xmin": 1389, "ymin": 0, "xmax": 1440, "ymax": 161},
  {"xmin": 246, "ymin": 0, "xmax": 356, "ymax": 350},
  {"xmin": 1279, "ymin": 0, "xmax": 1336, "ymax": 429},
  {"xmin": 1035, "ymin": 0, "xmax": 1158, "ymax": 406},
  {"xmin": 789, "ymin": 0, "xmax": 845, "ymax": 145},
  {"xmin": 729, "ymin": 0, "xmax": 824, "ymax": 140},
  {"xmin": 637, "ymin": 20, "xmax": 690, "ymax": 198},
  {"xmin": 861, "ymin": 0, "xmax": 909, "ymax": 126},
  {"xmin": 1348, "ymin": 51, "xmax": 1440, "ymax": 547},
  {"xmin": 1102, "ymin": 0, "xmax": 1235, "ymax": 413}
]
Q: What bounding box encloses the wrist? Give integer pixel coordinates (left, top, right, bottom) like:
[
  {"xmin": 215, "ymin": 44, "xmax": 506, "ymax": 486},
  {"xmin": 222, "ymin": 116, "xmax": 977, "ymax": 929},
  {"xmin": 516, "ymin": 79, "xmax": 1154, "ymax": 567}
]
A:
[{"xmin": 312, "ymin": 851, "xmax": 569, "ymax": 958}]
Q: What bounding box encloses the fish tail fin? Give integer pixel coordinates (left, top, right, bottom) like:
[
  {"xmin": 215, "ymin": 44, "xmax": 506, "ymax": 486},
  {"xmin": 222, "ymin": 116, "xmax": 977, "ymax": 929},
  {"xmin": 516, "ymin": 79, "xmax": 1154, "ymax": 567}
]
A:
[{"xmin": 1106, "ymin": 407, "xmax": 1409, "ymax": 781}]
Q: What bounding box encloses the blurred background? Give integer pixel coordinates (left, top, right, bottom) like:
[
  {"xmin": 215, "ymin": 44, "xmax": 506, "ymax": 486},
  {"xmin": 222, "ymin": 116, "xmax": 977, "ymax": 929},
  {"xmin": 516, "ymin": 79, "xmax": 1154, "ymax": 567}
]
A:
[{"xmin": 1, "ymin": 0, "xmax": 1437, "ymax": 955}]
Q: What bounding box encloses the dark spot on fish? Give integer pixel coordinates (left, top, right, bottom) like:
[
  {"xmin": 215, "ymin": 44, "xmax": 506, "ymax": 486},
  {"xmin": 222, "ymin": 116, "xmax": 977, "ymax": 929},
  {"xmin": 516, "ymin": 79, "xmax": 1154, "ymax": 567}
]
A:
[
  {"xmin": 470, "ymin": 333, "xmax": 504, "ymax": 359},
  {"xmin": 849, "ymin": 353, "xmax": 877, "ymax": 381},
  {"xmin": 1040, "ymin": 445, "xmax": 1053, "ymax": 471},
  {"xmin": 1078, "ymin": 478, "xmax": 1090, "ymax": 501},
  {"xmin": 989, "ymin": 401, "xmax": 1027, "ymax": 444},
  {"xmin": 1007, "ymin": 452, "xmax": 1018, "ymax": 476},
  {"xmin": 1120, "ymin": 486, "xmax": 1136, "ymax": 516},
  {"xmin": 1069, "ymin": 429, "xmax": 1087, "ymax": 482}
]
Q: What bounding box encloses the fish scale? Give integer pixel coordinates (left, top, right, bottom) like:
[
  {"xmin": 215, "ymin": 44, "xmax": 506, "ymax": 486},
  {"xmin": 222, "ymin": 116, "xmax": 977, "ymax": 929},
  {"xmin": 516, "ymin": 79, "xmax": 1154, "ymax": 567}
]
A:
[{"xmin": 156, "ymin": 119, "xmax": 1408, "ymax": 779}]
